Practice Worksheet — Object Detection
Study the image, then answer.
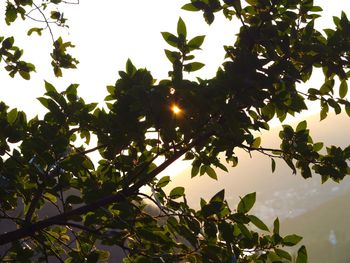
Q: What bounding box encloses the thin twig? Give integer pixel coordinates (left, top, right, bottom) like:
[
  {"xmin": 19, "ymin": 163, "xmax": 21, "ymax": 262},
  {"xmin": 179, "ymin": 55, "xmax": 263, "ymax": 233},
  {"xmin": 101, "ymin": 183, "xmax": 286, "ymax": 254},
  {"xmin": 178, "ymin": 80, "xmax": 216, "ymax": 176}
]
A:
[{"xmin": 32, "ymin": 2, "xmax": 55, "ymax": 43}]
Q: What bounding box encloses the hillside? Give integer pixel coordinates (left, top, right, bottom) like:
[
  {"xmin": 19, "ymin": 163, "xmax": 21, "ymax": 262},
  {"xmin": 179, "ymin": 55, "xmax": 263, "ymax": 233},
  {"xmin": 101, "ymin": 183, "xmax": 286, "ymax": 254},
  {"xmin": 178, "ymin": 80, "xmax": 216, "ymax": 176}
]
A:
[
  {"xmin": 166, "ymin": 112, "xmax": 350, "ymax": 262},
  {"xmin": 282, "ymin": 191, "xmax": 350, "ymax": 263}
]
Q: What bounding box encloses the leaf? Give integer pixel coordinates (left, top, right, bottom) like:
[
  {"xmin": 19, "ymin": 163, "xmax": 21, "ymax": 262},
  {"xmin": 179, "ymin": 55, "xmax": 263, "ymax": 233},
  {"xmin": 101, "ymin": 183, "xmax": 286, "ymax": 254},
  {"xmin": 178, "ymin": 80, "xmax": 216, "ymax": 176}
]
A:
[
  {"xmin": 210, "ymin": 189, "xmax": 225, "ymax": 203},
  {"xmin": 216, "ymin": 162, "xmax": 228, "ymax": 172},
  {"xmin": 339, "ymin": 80, "xmax": 348, "ymax": 98},
  {"xmin": 203, "ymin": 11, "xmax": 215, "ymax": 25},
  {"xmin": 248, "ymin": 215, "xmax": 269, "ymax": 231},
  {"xmin": 271, "ymin": 158, "xmax": 276, "ymax": 173},
  {"xmin": 202, "ymin": 202, "xmax": 222, "ymax": 217},
  {"xmin": 261, "ymin": 103, "xmax": 275, "ymax": 121},
  {"xmin": 44, "ymin": 81, "xmax": 57, "ymax": 93},
  {"xmin": 126, "ymin": 58, "xmax": 136, "ymax": 76},
  {"xmin": 37, "ymin": 97, "xmax": 50, "ymax": 109},
  {"xmin": 5, "ymin": 3, "xmax": 17, "ymax": 25},
  {"xmin": 296, "ymin": 245, "xmax": 308, "ymax": 263},
  {"xmin": 251, "ymin": 137, "xmax": 261, "ymax": 148},
  {"xmin": 237, "ymin": 192, "xmax": 256, "ymax": 213},
  {"xmin": 27, "ymin": 27, "xmax": 43, "ymax": 36},
  {"xmin": 19, "ymin": 70, "xmax": 30, "ymax": 80},
  {"xmin": 273, "ymin": 217, "xmax": 280, "ymax": 234},
  {"xmin": 44, "ymin": 192, "xmax": 57, "ymax": 203},
  {"xmin": 161, "ymin": 32, "xmax": 178, "ymax": 48},
  {"xmin": 157, "ymin": 176, "xmax": 171, "ymax": 188},
  {"xmin": 191, "ymin": 163, "xmax": 200, "ymax": 178},
  {"xmin": 283, "ymin": 234, "xmax": 303, "ymax": 246},
  {"xmin": 310, "ymin": 6, "xmax": 323, "ymax": 12},
  {"xmin": 181, "ymin": 3, "xmax": 200, "ymax": 11},
  {"xmin": 188, "ymin": 35, "xmax": 205, "ymax": 49},
  {"xmin": 177, "ymin": 17, "xmax": 187, "ymax": 38},
  {"xmin": 205, "ymin": 166, "xmax": 217, "ymax": 180},
  {"xmin": 296, "ymin": 120, "xmax": 307, "ymax": 132},
  {"xmin": 245, "ymin": 0, "xmax": 257, "ymax": 4},
  {"xmin": 169, "ymin": 186, "xmax": 185, "ymax": 199},
  {"xmin": 184, "ymin": 62, "xmax": 205, "ymax": 72},
  {"xmin": 164, "ymin": 49, "xmax": 180, "ymax": 63},
  {"xmin": 346, "ymin": 104, "xmax": 350, "ymax": 118},
  {"xmin": 200, "ymin": 165, "xmax": 206, "ymax": 176},
  {"xmin": 7, "ymin": 108, "xmax": 18, "ymax": 125},
  {"xmin": 320, "ymin": 103, "xmax": 328, "ymax": 120},
  {"xmin": 313, "ymin": 142, "xmax": 324, "ymax": 152},
  {"xmin": 275, "ymin": 249, "xmax": 292, "ymax": 261}
]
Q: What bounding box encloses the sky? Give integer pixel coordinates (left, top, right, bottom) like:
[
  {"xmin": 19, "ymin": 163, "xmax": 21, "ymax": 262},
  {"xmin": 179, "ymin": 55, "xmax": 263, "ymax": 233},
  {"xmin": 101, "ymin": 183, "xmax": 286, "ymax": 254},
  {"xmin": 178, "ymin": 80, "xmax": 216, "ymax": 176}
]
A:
[{"xmin": 0, "ymin": 1, "xmax": 349, "ymax": 177}]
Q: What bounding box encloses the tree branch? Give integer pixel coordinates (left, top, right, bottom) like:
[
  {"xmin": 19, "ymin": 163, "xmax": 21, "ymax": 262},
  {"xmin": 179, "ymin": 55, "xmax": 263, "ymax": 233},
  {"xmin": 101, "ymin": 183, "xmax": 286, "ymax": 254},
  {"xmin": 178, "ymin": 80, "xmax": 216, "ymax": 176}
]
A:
[{"xmin": 0, "ymin": 130, "xmax": 212, "ymax": 245}]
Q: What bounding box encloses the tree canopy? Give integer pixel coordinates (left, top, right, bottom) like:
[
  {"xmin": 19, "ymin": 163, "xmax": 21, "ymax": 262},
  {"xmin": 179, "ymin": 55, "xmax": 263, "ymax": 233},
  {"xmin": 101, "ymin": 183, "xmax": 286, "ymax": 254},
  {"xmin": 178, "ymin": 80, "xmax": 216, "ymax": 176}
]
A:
[{"xmin": 0, "ymin": 0, "xmax": 350, "ymax": 262}]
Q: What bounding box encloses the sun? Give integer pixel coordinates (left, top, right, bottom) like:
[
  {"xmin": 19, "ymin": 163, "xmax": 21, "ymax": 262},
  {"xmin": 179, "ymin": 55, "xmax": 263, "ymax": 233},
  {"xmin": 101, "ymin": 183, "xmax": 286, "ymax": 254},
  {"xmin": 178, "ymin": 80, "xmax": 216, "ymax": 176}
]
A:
[{"xmin": 171, "ymin": 104, "xmax": 182, "ymax": 115}]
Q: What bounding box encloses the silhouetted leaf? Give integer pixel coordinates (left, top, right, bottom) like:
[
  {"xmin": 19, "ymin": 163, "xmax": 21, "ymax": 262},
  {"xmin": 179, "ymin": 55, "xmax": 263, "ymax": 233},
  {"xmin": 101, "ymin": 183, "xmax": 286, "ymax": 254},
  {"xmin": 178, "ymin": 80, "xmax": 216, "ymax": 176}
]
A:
[
  {"xmin": 177, "ymin": 17, "xmax": 187, "ymax": 38},
  {"xmin": 296, "ymin": 245, "xmax": 308, "ymax": 263},
  {"xmin": 248, "ymin": 215, "xmax": 269, "ymax": 231},
  {"xmin": 237, "ymin": 192, "xmax": 256, "ymax": 213},
  {"xmin": 169, "ymin": 187, "xmax": 185, "ymax": 199}
]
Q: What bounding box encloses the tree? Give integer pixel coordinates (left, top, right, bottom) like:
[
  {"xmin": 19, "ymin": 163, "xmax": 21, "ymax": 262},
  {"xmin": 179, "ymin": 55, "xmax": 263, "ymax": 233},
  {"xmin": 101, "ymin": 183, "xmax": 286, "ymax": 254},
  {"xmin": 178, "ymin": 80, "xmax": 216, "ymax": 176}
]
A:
[{"xmin": 0, "ymin": 0, "xmax": 349, "ymax": 262}]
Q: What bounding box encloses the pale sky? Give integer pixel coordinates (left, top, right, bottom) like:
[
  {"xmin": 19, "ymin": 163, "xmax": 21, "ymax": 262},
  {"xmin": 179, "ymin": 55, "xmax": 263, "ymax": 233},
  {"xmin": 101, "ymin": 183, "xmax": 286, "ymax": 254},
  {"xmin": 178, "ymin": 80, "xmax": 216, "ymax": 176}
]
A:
[
  {"xmin": 0, "ymin": 1, "xmax": 349, "ymax": 176},
  {"xmin": 1, "ymin": 1, "xmax": 347, "ymax": 114}
]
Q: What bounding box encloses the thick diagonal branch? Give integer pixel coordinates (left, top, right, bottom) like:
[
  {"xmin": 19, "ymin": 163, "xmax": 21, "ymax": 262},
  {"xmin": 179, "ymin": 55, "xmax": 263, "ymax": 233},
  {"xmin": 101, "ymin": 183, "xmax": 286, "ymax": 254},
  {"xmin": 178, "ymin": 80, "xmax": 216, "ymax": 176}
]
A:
[{"xmin": 0, "ymin": 131, "xmax": 211, "ymax": 245}]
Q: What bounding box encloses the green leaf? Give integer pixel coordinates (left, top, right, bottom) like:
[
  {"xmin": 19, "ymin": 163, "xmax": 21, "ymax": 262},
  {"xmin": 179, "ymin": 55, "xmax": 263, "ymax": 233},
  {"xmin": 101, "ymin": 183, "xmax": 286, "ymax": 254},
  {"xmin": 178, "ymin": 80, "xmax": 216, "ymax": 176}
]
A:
[
  {"xmin": 164, "ymin": 49, "xmax": 180, "ymax": 63},
  {"xmin": 27, "ymin": 27, "xmax": 43, "ymax": 36},
  {"xmin": 181, "ymin": 3, "xmax": 200, "ymax": 11},
  {"xmin": 275, "ymin": 248, "xmax": 292, "ymax": 261},
  {"xmin": 5, "ymin": 3, "xmax": 17, "ymax": 25},
  {"xmin": 313, "ymin": 142, "xmax": 324, "ymax": 152},
  {"xmin": 320, "ymin": 103, "xmax": 328, "ymax": 121},
  {"xmin": 169, "ymin": 186, "xmax": 185, "ymax": 199},
  {"xmin": 251, "ymin": 137, "xmax": 261, "ymax": 148},
  {"xmin": 237, "ymin": 192, "xmax": 256, "ymax": 213},
  {"xmin": 248, "ymin": 215, "xmax": 269, "ymax": 231},
  {"xmin": 310, "ymin": 6, "xmax": 323, "ymax": 12},
  {"xmin": 339, "ymin": 80, "xmax": 348, "ymax": 98},
  {"xmin": 296, "ymin": 245, "xmax": 308, "ymax": 263},
  {"xmin": 184, "ymin": 62, "xmax": 205, "ymax": 72},
  {"xmin": 271, "ymin": 158, "xmax": 276, "ymax": 173},
  {"xmin": 261, "ymin": 103, "xmax": 275, "ymax": 121},
  {"xmin": 19, "ymin": 70, "xmax": 30, "ymax": 80},
  {"xmin": 177, "ymin": 17, "xmax": 187, "ymax": 38},
  {"xmin": 161, "ymin": 32, "xmax": 178, "ymax": 48},
  {"xmin": 188, "ymin": 35, "xmax": 205, "ymax": 50},
  {"xmin": 296, "ymin": 120, "xmax": 307, "ymax": 132},
  {"xmin": 283, "ymin": 234, "xmax": 303, "ymax": 246},
  {"xmin": 44, "ymin": 192, "xmax": 57, "ymax": 203},
  {"xmin": 346, "ymin": 104, "xmax": 350, "ymax": 118},
  {"xmin": 37, "ymin": 97, "xmax": 50, "ymax": 109},
  {"xmin": 126, "ymin": 58, "xmax": 136, "ymax": 76},
  {"xmin": 210, "ymin": 189, "xmax": 225, "ymax": 203},
  {"xmin": 245, "ymin": 0, "xmax": 257, "ymax": 4},
  {"xmin": 202, "ymin": 201, "xmax": 222, "ymax": 217},
  {"xmin": 2, "ymin": 37, "xmax": 14, "ymax": 49},
  {"xmin": 205, "ymin": 166, "xmax": 217, "ymax": 180},
  {"xmin": 7, "ymin": 108, "xmax": 18, "ymax": 125},
  {"xmin": 216, "ymin": 162, "xmax": 228, "ymax": 172},
  {"xmin": 157, "ymin": 176, "xmax": 171, "ymax": 188},
  {"xmin": 267, "ymin": 252, "xmax": 281, "ymax": 262},
  {"xmin": 191, "ymin": 164, "xmax": 200, "ymax": 178},
  {"xmin": 44, "ymin": 81, "xmax": 57, "ymax": 93},
  {"xmin": 273, "ymin": 217, "xmax": 280, "ymax": 234},
  {"xmin": 200, "ymin": 165, "xmax": 206, "ymax": 176}
]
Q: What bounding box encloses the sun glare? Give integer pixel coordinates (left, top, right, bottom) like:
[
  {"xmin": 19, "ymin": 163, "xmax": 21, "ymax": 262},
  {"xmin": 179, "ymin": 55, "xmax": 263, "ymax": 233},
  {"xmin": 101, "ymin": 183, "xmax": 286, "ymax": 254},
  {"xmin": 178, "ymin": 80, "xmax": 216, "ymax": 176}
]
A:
[{"xmin": 171, "ymin": 104, "xmax": 182, "ymax": 115}]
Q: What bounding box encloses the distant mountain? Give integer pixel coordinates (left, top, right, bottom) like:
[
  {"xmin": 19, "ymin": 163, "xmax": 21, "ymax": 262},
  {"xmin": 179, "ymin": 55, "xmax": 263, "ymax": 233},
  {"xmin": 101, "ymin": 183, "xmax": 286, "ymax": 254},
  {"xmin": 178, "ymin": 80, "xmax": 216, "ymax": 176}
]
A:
[
  {"xmin": 166, "ymin": 112, "xmax": 350, "ymax": 262},
  {"xmin": 282, "ymin": 191, "xmax": 350, "ymax": 263}
]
